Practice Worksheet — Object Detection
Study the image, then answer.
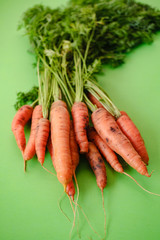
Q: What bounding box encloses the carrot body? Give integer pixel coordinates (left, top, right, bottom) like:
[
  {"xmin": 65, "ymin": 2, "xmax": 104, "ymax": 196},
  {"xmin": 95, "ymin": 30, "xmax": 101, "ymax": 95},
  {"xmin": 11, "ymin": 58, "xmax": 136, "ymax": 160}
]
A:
[
  {"xmin": 117, "ymin": 111, "xmax": 149, "ymax": 165},
  {"xmin": 47, "ymin": 136, "xmax": 75, "ymax": 199},
  {"xmin": 35, "ymin": 118, "xmax": 50, "ymax": 165},
  {"xmin": 88, "ymin": 127, "xmax": 123, "ymax": 173},
  {"xmin": 23, "ymin": 105, "xmax": 43, "ymax": 160},
  {"xmin": 87, "ymin": 92, "xmax": 103, "ymax": 108},
  {"xmin": 71, "ymin": 102, "xmax": 89, "ymax": 153},
  {"xmin": 91, "ymin": 108, "xmax": 150, "ymax": 177},
  {"xmin": 70, "ymin": 121, "xmax": 79, "ymax": 172},
  {"xmin": 86, "ymin": 142, "xmax": 107, "ymax": 191},
  {"xmin": 12, "ymin": 105, "xmax": 33, "ymax": 152},
  {"xmin": 50, "ymin": 101, "xmax": 72, "ymax": 186}
]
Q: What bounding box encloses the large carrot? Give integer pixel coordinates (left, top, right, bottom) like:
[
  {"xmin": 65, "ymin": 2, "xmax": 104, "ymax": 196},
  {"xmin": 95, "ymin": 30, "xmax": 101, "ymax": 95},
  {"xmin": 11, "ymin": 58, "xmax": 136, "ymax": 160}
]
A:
[
  {"xmin": 47, "ymin": 135, "xmax": 75, "ymax": 200},
  {"xmin": 91, "ymin": 108, "xmax": 150, "ymax": 177},
  {"xmin": 35, "ymin": 118, "xmax": 50, "ymax": 165},
  {"xmin": 71, "ymin": 102, "xmax": 89, "ymax": 153},
  {"xmin": 23, "ymin": 105, "xmax": 43, "ymax": 161},
  {"xmin": 88, "ymin": 127, "xmax": 123, "ymax": 173},
  {"xmin": 12, "ymin": 105, "xmax": 33, "ymax": 152},
  {"xmin": 50, "ymin": 101, "xmax": 72, "ymax": 186},
  {"xmin": 117, "ymin": 111, "xmax": 149, "ymax": 165}
]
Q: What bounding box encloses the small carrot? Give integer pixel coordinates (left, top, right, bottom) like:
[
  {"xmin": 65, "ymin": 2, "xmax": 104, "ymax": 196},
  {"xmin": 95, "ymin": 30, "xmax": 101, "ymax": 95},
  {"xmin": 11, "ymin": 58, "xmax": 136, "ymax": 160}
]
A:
[
  {"xmin": 86, "ymin": 142, "xmax": 107, "ymax": 238},
  {"xmin": 23, "ymin": 105, "xmax": 43, "ymax": 161},
  {"xmin": 91, "ymin": 108, "xmax": 150, "ymax": 177},
  {"xmin": 117, "ymin": 111, "xmax": 149, "ymax": 165},
  {"xmin": 50, "ymin": 101, "xmax": 72, "ymax": 187},
  {"xmin": 35, "ymin": 118, "xmax": 50, "ymax": 165},
  {"xmin": 71, "ymin": 102, "xmax": 89, "ymax": 153},
  {"xmin": 86, "ymin": 142, "xmax": 107, "ymax": 191},
  {"xmin": 70, "ymin": 120, "xmax": 79, "ymax": 173},
  {"xmin": 88, "ymin": 127, "xmax": 123, "ymax": 173},
  {"xmin": 12, "ymin": 105, "xmax": 33, "ymax": 152},
  {"xmin": 87, "ymin": 92, "xmax": 103, "ymax": 109}
]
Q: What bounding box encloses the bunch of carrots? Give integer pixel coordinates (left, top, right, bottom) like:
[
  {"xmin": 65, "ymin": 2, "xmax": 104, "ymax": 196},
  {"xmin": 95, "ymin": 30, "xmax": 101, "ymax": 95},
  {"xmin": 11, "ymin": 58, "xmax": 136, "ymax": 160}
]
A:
[{"xmin": 12, "ymin": 0, "xmax": 160, "ymax": 238}]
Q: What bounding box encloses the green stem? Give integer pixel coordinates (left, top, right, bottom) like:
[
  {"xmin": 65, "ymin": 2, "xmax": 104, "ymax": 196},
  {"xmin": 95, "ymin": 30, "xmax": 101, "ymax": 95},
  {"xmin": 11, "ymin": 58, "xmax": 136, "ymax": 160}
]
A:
[
  {"xmin": 85, "ymin": 80, "xmax": 121, "ymax": 118},
  {"xmin": 83, "ymin": 93, "xmax": 96, "ymax": 112}
]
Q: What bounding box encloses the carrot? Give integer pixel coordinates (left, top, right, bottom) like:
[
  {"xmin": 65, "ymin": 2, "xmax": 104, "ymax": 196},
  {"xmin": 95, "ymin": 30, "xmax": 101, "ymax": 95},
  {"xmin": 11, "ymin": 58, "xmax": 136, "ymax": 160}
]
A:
[
  {"xmin": 87, "ymin": 92, "xmax": 103, "ymax": 109},
  {"xmin": 12, "ymin": 105, "xmax": 33, "ymax": 152},
  {"xmin": 117, "ymin": 111, "xmax": 149, "ymax": 165},
  {"xmin": 86, "ymin": 142, "xmax": 107, "ymax": 239},
  {"xmin": 47, "ymin": 135, "xmax": 75, "ymax": 200},
  {"xmin": 71, "ymin": 102, "xmax": 89, "ymax": 153},
  {"xmin": 86, "ymin": 142, "xmax": 107, "ymax": 191},
  {"xmin": 91, "ymin": 108, "xmax": 150, "ymax": 177},
  {"xmin": 23, "ymin": 105, "xmax": 43, "ymax": 161},
  {"xmin": 88, "ymin": 127, "xmax": 123, "ymax": 173},
  {"xmin": 50, "ymin": 101, "xmax": 72, "ymax": 186},
  {"xmin": 35, "ymin": 118, "xmax": 50, "ymax": 165},
  {"xmin": 70, "ymin": 120, "xmax": 79, "ymax": 173}
]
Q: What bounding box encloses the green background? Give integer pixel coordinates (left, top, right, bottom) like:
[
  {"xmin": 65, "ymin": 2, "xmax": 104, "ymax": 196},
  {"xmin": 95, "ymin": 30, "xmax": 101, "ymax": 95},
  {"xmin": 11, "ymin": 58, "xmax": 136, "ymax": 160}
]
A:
[{"xmin": 1, "ymin": 0, "xmax": 160, "ymax": 239}]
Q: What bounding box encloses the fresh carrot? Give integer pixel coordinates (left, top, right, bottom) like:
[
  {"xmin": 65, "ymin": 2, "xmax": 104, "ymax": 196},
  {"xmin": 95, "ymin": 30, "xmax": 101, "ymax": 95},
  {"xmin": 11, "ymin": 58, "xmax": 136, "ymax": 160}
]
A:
[
  {"xmin": 88, "ymin": 92, "xmax": 149, "ymax": 165},
  {"xmin": 70, "ymin": 120, "xmax": 79, "ymax": 173},
  {"xmin": 71, "ymin": 102, "xmax": 89, "ymax": 153},
  {"xmin": 50, "ymin": 101, "xmax": 72, "ymax": 187},
  {"xmin": 35, "ymin": 118, "xmax": 50, "ymax": 165},
  {"xmin": 12, "ymin": 105, "xmax": 33, "ymax": 152},
  {"xmin": 47, "ymin": 135, "xmax": 75, "ymax": 200},
  {"xmin": 86, "ymin": 142, "xmax": 107, "ymax": 191},
  {"xmin": 86, "ymin": 142, "xmax": 107, "ymax": 238},
  {"xmin": 117, "ymin": 111, "xmax": 149, "ymax": 165},
  {"xmin": 91, "ymin": 108, "xmax": 150, "ymax": 177},
  {"xmin": 88, "ymin": 127, "xmax": 123, "ymax": 173},
  {"xmin": 23, "ymin": 105, "xmax": 43, "ymax": 161},
  {"xmin": 87, "ymin": 92, "xmax": 103, "ymax": 109}
]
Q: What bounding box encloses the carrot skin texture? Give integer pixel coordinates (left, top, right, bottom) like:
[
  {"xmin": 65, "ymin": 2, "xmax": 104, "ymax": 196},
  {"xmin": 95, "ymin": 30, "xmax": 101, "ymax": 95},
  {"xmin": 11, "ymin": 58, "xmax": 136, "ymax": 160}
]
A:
[
  {"xmin": 88, "ymin": 127, "xmax": 123, "ymax": 173},
  {"xmin": 117, "ymin": 111, "xmax": 149, "ymax": 165},
  {"xmin": 86, "ymin": 142, "xmax": 107, "ymax": 191},
  {"xmin": 12, "ymin": 105, "xmax": 33, "ymax": 152},
  {"xmin": 92, "ymin": 108, "xmax": 150, "ymax": 177},
  {"xmin": 23, "ymin": 105, "xmax": 43, "ymax": 160},
  {"xmin": 70, "ymin": 120, "xmax": 79, "ymax": 172},
  {"xmin": 35, "ymin": 118, "xmax": 50, "ymax": 165},
  {"xmin": 50, "ymin": 102, "xmax": 72, "ymax": 185},
  {"xmin": 71, "ymin": 102, "xmax": 89, "ymax": 153}
]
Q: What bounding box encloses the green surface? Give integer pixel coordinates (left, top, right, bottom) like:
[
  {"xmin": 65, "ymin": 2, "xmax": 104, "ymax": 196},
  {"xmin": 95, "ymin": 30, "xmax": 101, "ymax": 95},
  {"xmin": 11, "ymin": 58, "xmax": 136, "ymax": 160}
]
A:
[{"xmin": 1, "ymin": 0, "xmax": 160, "ymax": 239}]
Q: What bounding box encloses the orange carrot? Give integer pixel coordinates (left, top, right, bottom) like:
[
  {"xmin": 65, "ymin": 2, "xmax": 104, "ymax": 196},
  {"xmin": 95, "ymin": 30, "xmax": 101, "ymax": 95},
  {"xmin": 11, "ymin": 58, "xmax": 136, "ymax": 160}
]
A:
[
  {"xmin": 47, "ymin": 135, "xmax": 75, "ymax": 199},
  {"xmin": 88, "ymin": 127, "xmax": 123, "ymax": 173},
  {"xmin": 117, "ymin": 111, "xmax": 149, "ymax": 165},
  {"xmin": 87, "ymin": 92, "xmax": 103, "ymax": 108},
  {"xmin": 86, "ymin": 142, "xmax": 107, "ymax": 191},
  {"xmin": 91, "ymin": 108, "xmax": 150, "ymax": 177},
  {"xmin": 71, "ymin": 102, "xmax": 89, "ymax": 153},
  {"xmin": 50, "ymin": 101, "xmax": 72, "ymax": 186},
  {"xmin": 70, "ymin": 120, "xmax": 79, "ymax": 172},
  {"xmin": 23, "ymin": 105, "xmax": 43, "ymax": 161},
  {"xmin": 35, "ymin": 118, "xmax": 50, "ymax": 165},
  {"xmin": 12, "ymin": 105, "xmax": 33, "ymax": 152}
]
